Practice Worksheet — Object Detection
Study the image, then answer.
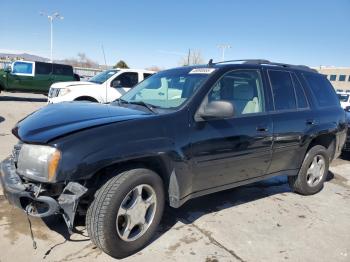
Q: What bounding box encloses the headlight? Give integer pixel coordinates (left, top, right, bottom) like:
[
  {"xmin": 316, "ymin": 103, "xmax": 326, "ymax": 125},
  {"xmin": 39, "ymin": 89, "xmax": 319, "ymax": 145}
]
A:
[
  {"xmin": 58, "ymin": 88, "xmax": 71, "ymax": 96},
  {"xmin": 17, "ymin": 144, "xmax": 61, "ymax": 182}
]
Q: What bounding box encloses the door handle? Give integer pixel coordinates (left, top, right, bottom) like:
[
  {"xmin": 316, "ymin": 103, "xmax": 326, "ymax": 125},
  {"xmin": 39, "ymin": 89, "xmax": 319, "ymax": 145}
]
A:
[
  {"xmin": 256, "ymin": 127, "xmax": 268, "ymax": 132},
  {"xmin": 306, "ymin": 119, "xmax": 316, "ymax": 125}
]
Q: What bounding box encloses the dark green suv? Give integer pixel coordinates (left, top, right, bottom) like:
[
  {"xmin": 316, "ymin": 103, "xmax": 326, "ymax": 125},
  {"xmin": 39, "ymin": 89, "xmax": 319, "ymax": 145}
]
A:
[{"xmin": 0, "ymin": 61, "xmax": 78, "ymax": 94}]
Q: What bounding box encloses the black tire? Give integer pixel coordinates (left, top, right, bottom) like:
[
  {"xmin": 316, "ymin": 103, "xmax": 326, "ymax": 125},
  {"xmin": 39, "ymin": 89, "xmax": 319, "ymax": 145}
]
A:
[
  {"xmin": 288, "ymin": 145, "xmax": 329, "ymax": 195},
  {"xmin": 86, "ymin": 168, "xmax": 165, "ymax": 259},
  {"xmin": 74, "ymin": 96, "xmax": 98, "ymax": 103}
]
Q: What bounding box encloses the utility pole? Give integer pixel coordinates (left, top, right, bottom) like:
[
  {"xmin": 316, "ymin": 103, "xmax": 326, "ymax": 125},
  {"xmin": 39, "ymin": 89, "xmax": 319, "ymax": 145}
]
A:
[
  {"xmin": 217, "ymin": 44, "xmax": 231, "ymax": 61},
  {"xmin": 40, "ymin": 12, "xmax": 64, "ymax": 62},
  {"xmin": 187, "ymin": 49, "xmax": 191, "ymax": 66}
]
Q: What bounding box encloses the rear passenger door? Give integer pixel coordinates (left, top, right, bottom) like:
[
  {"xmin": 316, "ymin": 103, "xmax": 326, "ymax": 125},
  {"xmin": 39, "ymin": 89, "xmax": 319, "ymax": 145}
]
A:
[
  {"xmin": 34, "ymin": 62, "xmax": 53, "ymax": 93},
  {"xmin": 266, "ymin": 69, "xmax": 316, "ymax": 174}
]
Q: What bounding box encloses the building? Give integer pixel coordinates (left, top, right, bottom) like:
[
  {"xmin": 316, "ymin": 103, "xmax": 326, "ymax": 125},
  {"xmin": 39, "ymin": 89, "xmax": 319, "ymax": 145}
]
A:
[{"xmin": 313, "ymin": 66, "xmax": 350, "ymax": 92}]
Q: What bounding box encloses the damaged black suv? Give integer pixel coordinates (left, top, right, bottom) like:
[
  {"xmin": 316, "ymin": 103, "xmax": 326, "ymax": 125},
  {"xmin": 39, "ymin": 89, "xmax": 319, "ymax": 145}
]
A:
[{"xmin": 0, "ymin": 60, "xmax": 346, "ymax": 258}]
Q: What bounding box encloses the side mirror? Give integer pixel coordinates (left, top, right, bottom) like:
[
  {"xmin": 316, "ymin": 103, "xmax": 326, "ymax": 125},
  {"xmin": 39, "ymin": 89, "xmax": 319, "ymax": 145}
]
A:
[
  {"xmin": 197, "ymin": 100, "xmax": 234, "ymax": 121},
  {"xmin": 111, "ymin": 80, "xmax": 122, "ymax": 88}
]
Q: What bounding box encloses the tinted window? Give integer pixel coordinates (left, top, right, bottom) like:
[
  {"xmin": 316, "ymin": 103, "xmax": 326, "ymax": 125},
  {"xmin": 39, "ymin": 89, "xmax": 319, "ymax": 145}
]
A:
[
  {"xmin": 114, "ymin": 72, "xmax": 138, "ymax": 88},
  {"xmin": 304, "ymin": 73, "xmax": 339, "ymax": 107},
  {"xmin": 330, "ymin": 75, "xmax": 337, "ymax": 81},
  {"xmin": 339, "ymin": 75, "xmax": 346, "ymax": 81},
  {"xmin": 35, "ymin": 62, "xmax": 52, "ymax": 75},
  {"xmin": 269, "ymin": 70, "xmax": 296, "ymax": 110},
  {"xmin": 348, "ymin": 76, "xmax": 350, "ymax": 82},
  {"xmin": 53, "ymin": 64, "xmax": 73, "ymax": 76},
  {"xmin": 12, "ymin": 62, "xmax": 33, "ymax": 75},
  {"xmin": 338, "ymin": 94, "xmax": 349, "ymax": 102},
  {"xmin": 143, "ymin": 73, "xmax": 153, "ymax": 79},
  {"xmin": 292, "ymin": 74, "xmax": 308, "ymax": 109},
  {"xmin": 207, "ymin": 70, "xmax": 265, "ymax": 115}
]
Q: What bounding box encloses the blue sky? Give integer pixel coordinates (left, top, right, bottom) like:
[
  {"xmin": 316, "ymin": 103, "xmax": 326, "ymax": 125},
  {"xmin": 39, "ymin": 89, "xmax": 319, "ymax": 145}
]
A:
[{"xmin": 0, "ymin": 0, "xmax": 349, "ymax": 68}]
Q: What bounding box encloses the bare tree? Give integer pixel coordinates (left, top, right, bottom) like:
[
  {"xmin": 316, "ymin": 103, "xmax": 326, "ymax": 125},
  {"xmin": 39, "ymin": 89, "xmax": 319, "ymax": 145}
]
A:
[
  {"xmin": 179, "ymin": 49, "xmax": 204, "ymax": 66},
  {"xmin": 145, "ymin": 66, "xmax": 163, "ymax": 72},
  {"xmin": 61, "ymin": 53, "xmax": 99, "ymax": 68}
]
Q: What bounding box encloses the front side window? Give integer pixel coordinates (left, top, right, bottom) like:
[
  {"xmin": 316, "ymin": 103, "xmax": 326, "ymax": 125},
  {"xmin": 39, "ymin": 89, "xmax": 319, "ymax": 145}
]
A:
[
  {"xmin": 268, "ymin": 70, "xmax": 296, "ymax": 111},
  {"xmin": 206, "ymin": 69, "xmax": 265, "ymax": 115},
  {"xmin": 113, "ymin": 72, "xmax": 139, "ymax": 88},
  {"xmin": 121, "ymin": 67, "xmax": 213, "ymax": 109},
  {"xmin": 12, "ymin": 62, "xmax": 34, "ymax": 75},
  {"xmin": 304, "ymin": 73, "xmax": 339, "ymax": 107}
]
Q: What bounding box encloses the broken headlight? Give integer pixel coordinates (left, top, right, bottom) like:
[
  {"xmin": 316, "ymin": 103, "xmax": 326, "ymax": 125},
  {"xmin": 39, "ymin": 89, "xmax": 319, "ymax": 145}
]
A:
[{"xmin": 17, "ymin": 144, "xmax": 61, "ymax": 182}]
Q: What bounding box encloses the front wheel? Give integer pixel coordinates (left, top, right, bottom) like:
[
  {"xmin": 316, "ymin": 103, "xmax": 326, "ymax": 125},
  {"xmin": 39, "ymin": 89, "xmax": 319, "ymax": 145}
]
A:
[
  {"xmin": 288, "ymin": 145, "xmax": 329, "ymax": 195},
  {"xmin": 86, "ymin": 168, "xmax": 165, "ymax": 258}
]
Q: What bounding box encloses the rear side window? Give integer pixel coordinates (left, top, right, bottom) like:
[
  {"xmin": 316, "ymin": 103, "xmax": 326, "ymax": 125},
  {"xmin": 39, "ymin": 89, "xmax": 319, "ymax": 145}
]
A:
[
  {"xmin": 53, "ymin": 64, "xmax": 73, "ymax": 76},
  {"xmin": 292, "ymin": 73, "xmax": 308, "ymax": 109},
  {"xmin": 268, "ymin": 70, "xmax": 296, "ymax": 111},
  {"xmin": 113, "ymin": 72, "xmax": 139, "ymax": 88},
  {"xmin": 35, "ymin": 62, "xmax": 52, "ymax": 75},
  {"xmin": 303, "ymin": 73, "xmax": 339, "ymax": 107}
]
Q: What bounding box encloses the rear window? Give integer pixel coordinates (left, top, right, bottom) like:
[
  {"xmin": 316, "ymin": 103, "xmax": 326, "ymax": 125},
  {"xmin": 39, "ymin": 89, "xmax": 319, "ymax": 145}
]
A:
[
  {"xmin": 53, "ymin": 64, "xmax": 73, "ymax": 76},
  {"xmin": 303, "ymin": 73, "xmax": 340, "ymax": 107},
  {"xmin": 35, "ymin": 62, "xmax": 52, "ymax": 75}
]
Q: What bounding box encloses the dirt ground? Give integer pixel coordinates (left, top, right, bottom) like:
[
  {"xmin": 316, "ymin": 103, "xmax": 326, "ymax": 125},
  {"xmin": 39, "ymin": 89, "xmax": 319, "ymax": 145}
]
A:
[{"xmin": 0, "ymin": 92, "xmax": 349, "ymax": 262}]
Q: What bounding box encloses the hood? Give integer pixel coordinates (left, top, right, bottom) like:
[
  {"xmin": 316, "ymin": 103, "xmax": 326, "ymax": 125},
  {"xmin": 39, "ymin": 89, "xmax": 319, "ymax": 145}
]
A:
[
  {"xmin": 13, "ymin": 102, "xmax": 151, "ymax": 143},
  {"xmin": 51, "ymin": 81, "xmax": 96, "ymax": 88}
]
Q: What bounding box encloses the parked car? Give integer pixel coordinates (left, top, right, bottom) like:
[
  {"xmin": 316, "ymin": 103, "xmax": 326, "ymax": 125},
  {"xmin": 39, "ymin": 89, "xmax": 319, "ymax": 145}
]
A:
[
  {"xmin": 0, "ymin": 61, "xmax": 78, "ymax": 95},
  {"xmin": 0, "ymin": 59, "xmax": 346, "ymax": 258},
  {"xmin": 337, "ymin": 91, "xmax": 350, "ymax": 109},
  {"xmin": 47, "ymin": 68, "xmax": 155, "ymax": 103},
  {"xmin": 342, "ymin": 109, "xmax": 350, "ymax": 151}
]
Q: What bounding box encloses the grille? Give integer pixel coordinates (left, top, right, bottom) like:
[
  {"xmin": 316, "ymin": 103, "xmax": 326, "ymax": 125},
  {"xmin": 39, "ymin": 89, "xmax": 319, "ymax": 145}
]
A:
[{"xmin": 48, "ymin": 88, "xmax": 60, "ymax": 98}]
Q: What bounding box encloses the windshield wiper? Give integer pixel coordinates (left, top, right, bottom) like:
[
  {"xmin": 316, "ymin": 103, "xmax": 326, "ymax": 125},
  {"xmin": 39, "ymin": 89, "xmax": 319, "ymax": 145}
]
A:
[{"xmin": 116, "ymin": 99, "xmax": 158, "ymax": 114}]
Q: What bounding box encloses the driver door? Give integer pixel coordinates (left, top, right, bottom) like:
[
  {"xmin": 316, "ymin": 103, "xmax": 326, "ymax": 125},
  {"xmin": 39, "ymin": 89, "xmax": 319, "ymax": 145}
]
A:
[{"xmin": 190, "ymin": 69, "xmax": 273, "ymax": 192}]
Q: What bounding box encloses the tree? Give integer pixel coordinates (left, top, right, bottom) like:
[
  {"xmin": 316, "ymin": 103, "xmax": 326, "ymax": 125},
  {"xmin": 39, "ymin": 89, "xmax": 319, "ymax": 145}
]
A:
[
  {"xmin": 179, "ymin": 49, "xmax": 204, "ymax": 66},
  {"xmin": 114, "ymin": 60, "xmax": 129, "ymax": 69},
  {"xmin": 61, "ymin": 53, "xmax": 99, "ymax": 68}
]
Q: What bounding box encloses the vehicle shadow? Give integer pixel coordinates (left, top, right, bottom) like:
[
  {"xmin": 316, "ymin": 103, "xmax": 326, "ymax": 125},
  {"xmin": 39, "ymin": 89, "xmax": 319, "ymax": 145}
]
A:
[
  {"xmin": 340, "ymin": 151, "xmax": 350, "ymax": 161},
  {"xmin": 0, "ymin": 96, "xmax": 47, "ymax": 102},
  {"xmin": 43, "ymin": 171, "xmax": 338, "ymax": 248},
  {"xmin": 0, "ymin": 116, "xmax": 4, "ymax": 123}
]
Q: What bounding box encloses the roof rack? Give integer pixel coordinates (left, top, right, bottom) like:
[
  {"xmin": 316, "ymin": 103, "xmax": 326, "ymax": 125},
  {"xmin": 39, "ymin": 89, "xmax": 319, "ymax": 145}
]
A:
[{"xmin": 209, "ymin": 59, "xmax": 317, "ymax": 73}]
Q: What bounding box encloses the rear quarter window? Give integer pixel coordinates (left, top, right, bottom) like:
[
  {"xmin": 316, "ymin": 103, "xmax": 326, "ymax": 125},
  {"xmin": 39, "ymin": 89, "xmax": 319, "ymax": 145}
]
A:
[
  {"xmin": 53, "ymin": 64, "xmax": 73, "ymax": 76},
  {"xmin": 303, "ymin": 73, "xmax": 340, "ymax": 107}
]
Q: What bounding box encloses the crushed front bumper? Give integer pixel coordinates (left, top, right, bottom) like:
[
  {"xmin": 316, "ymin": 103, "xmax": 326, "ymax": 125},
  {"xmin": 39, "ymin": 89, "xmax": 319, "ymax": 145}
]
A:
[{"xmin": 0, "ymin": 157, "xmax": 87, "ymax": 232}]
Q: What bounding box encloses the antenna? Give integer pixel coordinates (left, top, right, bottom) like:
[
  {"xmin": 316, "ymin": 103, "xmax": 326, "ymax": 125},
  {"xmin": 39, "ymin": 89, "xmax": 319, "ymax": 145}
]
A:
[{"xmin": 101, "ymin": 44, "xmax": 108, "ymax": 103}]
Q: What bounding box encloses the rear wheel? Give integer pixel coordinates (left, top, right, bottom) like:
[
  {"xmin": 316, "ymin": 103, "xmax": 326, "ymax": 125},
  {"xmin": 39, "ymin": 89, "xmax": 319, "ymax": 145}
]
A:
[
  {"xmin": 86, "ymin": 168, "xmax": 165, "ymax": 258},
  {"xmin": 288, "ymin": 145, "xmax": 329, "ymax": 195}
]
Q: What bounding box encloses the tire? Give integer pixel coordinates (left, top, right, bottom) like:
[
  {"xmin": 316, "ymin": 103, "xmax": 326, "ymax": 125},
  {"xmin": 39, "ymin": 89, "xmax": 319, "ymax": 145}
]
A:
[
  {"xmin": 288, "ymin": 145, "xmax": 329, "ymax": 195},
  {"xmin": 86, "ymin": 168, "xmax": 165, "ymax": 258},
  {"xmin": 74, "ymin": 97, "xmax": 98, "ymax": 103}
]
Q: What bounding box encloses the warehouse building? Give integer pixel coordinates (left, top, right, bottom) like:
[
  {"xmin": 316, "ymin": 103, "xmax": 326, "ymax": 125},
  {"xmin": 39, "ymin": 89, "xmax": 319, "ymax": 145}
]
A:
[{"xmin": 314, "ymin": 66, "xmax": 350, "ymax": 92}]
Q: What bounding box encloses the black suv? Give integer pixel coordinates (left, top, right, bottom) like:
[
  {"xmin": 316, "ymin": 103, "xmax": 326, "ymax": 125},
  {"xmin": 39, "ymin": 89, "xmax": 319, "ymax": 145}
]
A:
[{"xmin": 0, "ymin": 60, "xmax": 346, "ymax": 258}]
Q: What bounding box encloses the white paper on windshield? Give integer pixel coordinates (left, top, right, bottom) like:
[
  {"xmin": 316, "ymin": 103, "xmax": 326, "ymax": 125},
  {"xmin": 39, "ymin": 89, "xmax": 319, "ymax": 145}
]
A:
[{"xmin": 189, "ymin": 68, "xmax": 216, "ymax": 74}]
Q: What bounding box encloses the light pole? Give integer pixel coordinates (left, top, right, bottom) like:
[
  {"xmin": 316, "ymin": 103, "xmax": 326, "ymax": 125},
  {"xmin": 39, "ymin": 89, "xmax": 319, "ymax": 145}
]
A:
[
  {"xmin": 40, "ymin": 12, "xmax": 64, "ymax": 62},
  {"xmin": 217, "ymin": 44, "xmax": 231, "ymax": 61}
]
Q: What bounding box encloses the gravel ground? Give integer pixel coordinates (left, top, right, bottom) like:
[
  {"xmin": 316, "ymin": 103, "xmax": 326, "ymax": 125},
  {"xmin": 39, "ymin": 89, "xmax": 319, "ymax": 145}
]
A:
[{"xmin": 0, "ymin": 92, "xmax": 349, "ymax": 262}]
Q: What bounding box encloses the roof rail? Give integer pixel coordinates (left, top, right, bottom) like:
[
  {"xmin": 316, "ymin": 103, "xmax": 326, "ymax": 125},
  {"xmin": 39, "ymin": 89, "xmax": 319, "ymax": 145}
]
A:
[{"xmin": 210, "ymin": 59, "xmax": 317, "ymax": 73}]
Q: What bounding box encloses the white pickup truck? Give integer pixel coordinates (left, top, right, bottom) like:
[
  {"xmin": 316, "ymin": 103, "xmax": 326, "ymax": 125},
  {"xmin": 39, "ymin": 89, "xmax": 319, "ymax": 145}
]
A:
[{"xmin": 47, "ymin": 69, "xmax": 155, "ymax": 103}]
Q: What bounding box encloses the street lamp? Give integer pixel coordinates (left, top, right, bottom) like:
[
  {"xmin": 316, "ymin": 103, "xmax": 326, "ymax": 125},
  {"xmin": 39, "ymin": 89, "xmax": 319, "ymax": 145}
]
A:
[
  {"xmin": 217, "ymin": 44, "xmax": 231, "ymax": 61},
  {"xmin": 40, "ymin": 12, "xmax": 64, "ymax": 62}
]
